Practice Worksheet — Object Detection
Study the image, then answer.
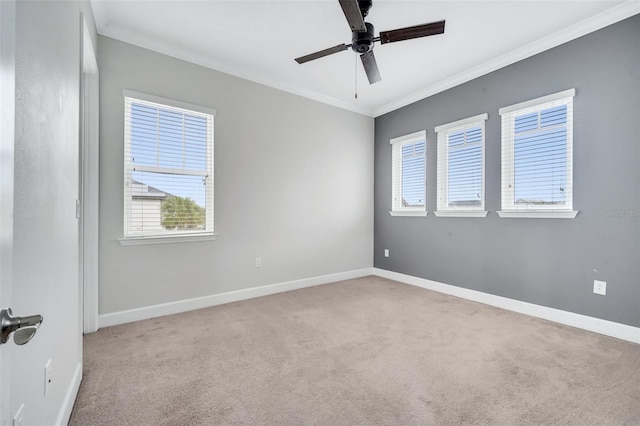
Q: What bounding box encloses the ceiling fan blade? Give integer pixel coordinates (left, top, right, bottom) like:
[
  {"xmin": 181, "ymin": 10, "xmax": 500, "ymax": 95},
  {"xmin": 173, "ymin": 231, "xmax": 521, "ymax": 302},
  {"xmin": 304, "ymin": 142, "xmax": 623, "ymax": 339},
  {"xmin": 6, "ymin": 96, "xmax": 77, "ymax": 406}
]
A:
[
  {"xmin": 360, "ymin": 51, "xmax": 381, "ymax": 84},
  {"xmin": 295, "ymin": 44, "xmax": 350, "ymax": 64},
  {"xmin": 339, "ymin": 0, "xmax": 366, "ymax": 32},
  {"xmin": 379, "ymin": 20, "xmax": 445, "ymax": 44}
]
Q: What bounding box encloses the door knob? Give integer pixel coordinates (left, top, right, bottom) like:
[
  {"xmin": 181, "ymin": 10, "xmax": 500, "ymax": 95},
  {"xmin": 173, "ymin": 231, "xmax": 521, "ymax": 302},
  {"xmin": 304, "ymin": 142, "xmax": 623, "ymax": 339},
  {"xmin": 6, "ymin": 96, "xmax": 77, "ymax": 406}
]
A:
[
  {"xmin": 14, "ymin": 326, "xmax": 39, "ymax": 345},
  {"xmin": 1, "ymin": 308, "xmax": 43, "ymax": 345}
]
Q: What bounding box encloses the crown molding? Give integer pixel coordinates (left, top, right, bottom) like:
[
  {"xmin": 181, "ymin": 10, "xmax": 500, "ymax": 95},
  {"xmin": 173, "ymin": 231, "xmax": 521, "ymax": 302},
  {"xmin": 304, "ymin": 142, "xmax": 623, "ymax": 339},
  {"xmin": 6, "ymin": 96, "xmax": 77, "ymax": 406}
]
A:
[
  {"xmin": 373, "ymin": 1, "xmax": 640, "ymax": 117},
  {"xmin": 92, "ymin": 1, "xmax": 640, "ymax": 119},
  {"xmin": 96, "ymin": 21, "xmax": 375, "ymax": 117}
]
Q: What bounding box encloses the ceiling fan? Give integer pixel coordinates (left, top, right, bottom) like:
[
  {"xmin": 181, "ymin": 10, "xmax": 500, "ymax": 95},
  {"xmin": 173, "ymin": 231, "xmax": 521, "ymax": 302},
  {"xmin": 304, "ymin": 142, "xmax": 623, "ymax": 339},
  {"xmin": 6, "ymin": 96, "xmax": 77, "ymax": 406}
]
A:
[{"xmin": 295, "ymin": 0, "xmax": 446, "ymax": 85}]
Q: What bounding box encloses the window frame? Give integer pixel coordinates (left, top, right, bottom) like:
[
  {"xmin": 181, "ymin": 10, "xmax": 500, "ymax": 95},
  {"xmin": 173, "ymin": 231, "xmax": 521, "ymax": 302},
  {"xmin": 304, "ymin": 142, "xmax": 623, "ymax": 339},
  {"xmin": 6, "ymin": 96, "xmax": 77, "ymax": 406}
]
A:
[
  {"xmin": 434, "ymin": 113, "xmax": 488, "ymax": 218},
  {"xmin": 389, "ymin": 130, "xmax": 427, "ymax": 217},
  {"xmin": 120, "ymin": 90, "xmax": 217, "ymax": 245},
  {"xmin": 498, "ymin": 89, "xmax": 578, "ymax": 219}
]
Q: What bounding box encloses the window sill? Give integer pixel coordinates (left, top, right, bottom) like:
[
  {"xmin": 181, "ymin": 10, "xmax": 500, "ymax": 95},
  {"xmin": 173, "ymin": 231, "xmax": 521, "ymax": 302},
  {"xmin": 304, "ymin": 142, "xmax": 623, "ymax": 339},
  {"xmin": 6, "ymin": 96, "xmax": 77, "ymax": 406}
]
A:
[
  {"xmin": 389, "ymin": 211, "xmax": 428, "ymax": 217},
  {"xmin": 433, "ymin": 210, "xmax": 488, "ymax": 218},
  {"xmin": 119, "ymin": 233, "xmax": 218, "ymax": 246},
  {"xmin": 496, "ymin": 211, "xmax": 579, "ymax": 219}
]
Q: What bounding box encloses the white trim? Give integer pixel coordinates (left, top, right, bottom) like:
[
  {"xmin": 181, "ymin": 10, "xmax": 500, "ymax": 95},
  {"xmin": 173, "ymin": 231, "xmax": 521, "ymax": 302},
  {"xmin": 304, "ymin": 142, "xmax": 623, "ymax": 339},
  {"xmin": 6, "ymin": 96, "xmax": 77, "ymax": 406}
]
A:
[
  {"xmin": 390, "ymin": 130, "xmax": 426, "ymax": 145},
  {"xmin": 123, "ymin": 93, "xmax": 215, "ymax": 239},
  {"xmin": 55, "ymin": 362, "xmax": 82, "ymax": 426},
  {"xmin": 94, "ymin": 20, "xmax": 374, "ymax": 116},
  {"xmin": 434, "ymin": 113, "xmax": 488, "ymax": 133},
  {"xmin": 433, "ymin": 211, "xmax": 488, "ymax": 218},
  {"xmin": 391, "ymin": 130, "xmax": 427, "ymax": 214},
  {"xmin": 500, "ymin": 90, "xmax": 575, "ymax": 212},
  {"xmin": 119, "ymin": 233, "xmax": 218, "ymax": 246},
  {"xmin": 98, "ymin": 268, "xmax": 373, "ymax": 328},
  {"xmin": 497, "ymin": 210, "xmax": 579, "ymax": 219},
  {"xmin": 499, "ymin": 89, "xmax": 576, "ymax": 115},
  {"xmin": 373, "ymin": 268, "xmax": 640, "ymax": 345},
  {"xmin": 97, "ymin": 266, "xmax": 640, "ymax": 344},
  {"xmin": 93, "ymin": 2, "xmax": 640, "ymax": 118},
  {"xmin": 81, "ymin": 16, "xmax": 99, "ymax": 334},
  {"xmin": 123, "ymin": 89, "xmax": 216, "ymax": 116},
  {"xmin": 436, "ymin": 114, "xmax": 487, "ymax": 214},
  {"xmin": 389, "ymin": 211, "xmax": 428, "ymax": 217},
  {"xmin": 374, "ymin": 2, "xmax": 640, "ymax": 116}
]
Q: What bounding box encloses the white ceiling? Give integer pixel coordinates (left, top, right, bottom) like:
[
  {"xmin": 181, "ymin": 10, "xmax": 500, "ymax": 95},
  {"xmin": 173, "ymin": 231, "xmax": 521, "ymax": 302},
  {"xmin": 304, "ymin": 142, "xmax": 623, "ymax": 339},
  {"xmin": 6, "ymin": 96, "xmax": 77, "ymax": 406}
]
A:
[{"xmin": 91, "ymin": 0, "xmax": 639, "ymax": 117}]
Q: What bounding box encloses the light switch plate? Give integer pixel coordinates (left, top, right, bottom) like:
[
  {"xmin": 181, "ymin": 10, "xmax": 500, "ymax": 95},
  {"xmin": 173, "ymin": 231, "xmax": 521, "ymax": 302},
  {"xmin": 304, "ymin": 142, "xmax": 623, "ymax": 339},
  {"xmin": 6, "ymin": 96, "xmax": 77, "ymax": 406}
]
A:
[{"xmin": 44, "ymin": 359, "xmax": 52, "ymax": 396}]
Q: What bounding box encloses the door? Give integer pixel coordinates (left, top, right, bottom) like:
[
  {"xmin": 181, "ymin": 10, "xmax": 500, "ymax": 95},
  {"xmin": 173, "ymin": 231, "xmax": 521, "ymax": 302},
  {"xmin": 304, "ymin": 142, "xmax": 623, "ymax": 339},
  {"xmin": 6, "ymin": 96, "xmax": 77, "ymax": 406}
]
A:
[
  {"xmin": 0, "ymin": 0, "xmax": 17, "ymax": 423},
  {"xmin": 1, "ymin": 1, "xmax": 84, "ymax": 424}
]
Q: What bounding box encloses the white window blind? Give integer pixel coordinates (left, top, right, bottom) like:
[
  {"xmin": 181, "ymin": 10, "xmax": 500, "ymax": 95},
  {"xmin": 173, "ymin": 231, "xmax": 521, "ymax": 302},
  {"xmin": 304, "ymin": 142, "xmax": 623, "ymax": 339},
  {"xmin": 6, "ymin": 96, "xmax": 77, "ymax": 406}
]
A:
[
  {"xmin": 435, "ymin": 114, "xmax": 487, "ymax": 215},
  {"xmin": 390, "ymin": 131, "xmax": 427, "ymax": 215},
  {"xmin": 123, "ymin": 91, "xmax": 215, "ymax": 239},
  {"xmin": 499, "ymin": 89, "xmax": 575, "ymax": 214}
]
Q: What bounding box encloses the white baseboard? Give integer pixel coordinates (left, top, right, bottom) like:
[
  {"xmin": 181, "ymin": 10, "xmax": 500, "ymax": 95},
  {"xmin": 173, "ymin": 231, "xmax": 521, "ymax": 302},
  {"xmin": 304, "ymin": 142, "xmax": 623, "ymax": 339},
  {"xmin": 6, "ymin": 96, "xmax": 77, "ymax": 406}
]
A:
[
  {"xmin": 373, "ymin": 268, "xmax": 640, "ymax": 345},
  {"xmin": 97, "ymin": 266, "xmax": 639, "ymax": 344},
  {"xmin": 98, "ymin": 268, "xmax": 373, "ymax": 329},
  {"xmin": 56, "ymin": 362, "xmax": 82, "ymax": 426}
]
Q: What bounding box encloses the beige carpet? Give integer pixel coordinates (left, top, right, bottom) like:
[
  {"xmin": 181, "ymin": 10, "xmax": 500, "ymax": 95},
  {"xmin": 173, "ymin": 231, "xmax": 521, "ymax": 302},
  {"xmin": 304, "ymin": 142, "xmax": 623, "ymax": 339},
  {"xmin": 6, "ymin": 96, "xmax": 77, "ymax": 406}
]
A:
[{"xmin": 70, "ymin": 276, "xmax": 640, "ymax": 425}]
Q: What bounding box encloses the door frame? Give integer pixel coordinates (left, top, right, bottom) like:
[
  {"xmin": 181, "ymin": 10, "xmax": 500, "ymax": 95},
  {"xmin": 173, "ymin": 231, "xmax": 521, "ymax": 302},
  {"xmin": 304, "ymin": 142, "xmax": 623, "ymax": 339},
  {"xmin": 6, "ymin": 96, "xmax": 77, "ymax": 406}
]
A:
[
  {"xmin": 0, "ymin": 0, "xmax": 16, "ymax": 422},
  {"xmin": 80, "ymin": 14, "xmax": 99, "ymax": 334}
]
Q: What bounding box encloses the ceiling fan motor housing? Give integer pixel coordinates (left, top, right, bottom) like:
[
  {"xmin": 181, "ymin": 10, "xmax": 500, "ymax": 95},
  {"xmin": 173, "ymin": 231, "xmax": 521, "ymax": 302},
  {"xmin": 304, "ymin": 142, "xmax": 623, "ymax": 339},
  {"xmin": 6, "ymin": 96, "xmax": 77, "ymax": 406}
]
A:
[{"xmin": 352, "ymin": 22, "xmax": 375, "ymax": 54}]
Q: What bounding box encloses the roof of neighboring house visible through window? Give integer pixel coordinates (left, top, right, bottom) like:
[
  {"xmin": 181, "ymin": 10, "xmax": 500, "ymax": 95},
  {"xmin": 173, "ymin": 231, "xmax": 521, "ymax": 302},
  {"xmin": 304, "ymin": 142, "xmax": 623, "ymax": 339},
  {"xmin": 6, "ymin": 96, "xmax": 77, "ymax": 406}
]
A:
[{"xmin": 131, "ymin": 180, "xmax": 174, "ymax": 200}]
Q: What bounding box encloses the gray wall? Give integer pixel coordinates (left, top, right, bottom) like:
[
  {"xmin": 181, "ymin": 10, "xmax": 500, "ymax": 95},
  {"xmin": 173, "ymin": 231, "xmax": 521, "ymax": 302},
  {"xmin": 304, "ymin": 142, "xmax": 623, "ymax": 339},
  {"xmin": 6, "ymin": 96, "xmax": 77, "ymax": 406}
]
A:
[
  {"xmin": 374, "ymin": 16, "xmax": 640, "ymax": 327},
  {"xmin": 98, "ymin": 36, "xmax": 374, "ymax": 315}
]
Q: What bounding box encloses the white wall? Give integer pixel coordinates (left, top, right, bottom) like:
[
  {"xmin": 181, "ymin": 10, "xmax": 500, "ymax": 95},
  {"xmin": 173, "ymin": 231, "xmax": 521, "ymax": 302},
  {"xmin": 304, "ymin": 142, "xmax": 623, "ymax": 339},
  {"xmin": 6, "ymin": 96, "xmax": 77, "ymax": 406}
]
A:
[
  {"xmin": 12, "ymin": 1, "xmax": 96, "ymax": 424},
  {"xmin": 98, "ymin": 36, "xmax": 374, "ymax": 317}
]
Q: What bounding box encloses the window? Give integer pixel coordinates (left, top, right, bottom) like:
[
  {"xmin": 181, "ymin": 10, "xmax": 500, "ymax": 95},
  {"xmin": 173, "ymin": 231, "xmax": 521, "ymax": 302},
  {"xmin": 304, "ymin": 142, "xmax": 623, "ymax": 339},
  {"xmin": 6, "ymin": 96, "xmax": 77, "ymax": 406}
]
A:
[
  {"xmin": 390, "ymin": 130, "xmax": 427, "ymax": 216},
  {"xmin": 498, "ymin": 89, "xmax": 577, "ymax": 218},
  {"xmin": 435, "ymin": 114, "xmax": 488, "ymax": 217},
  {"xmin": 122, "ymin": 90, "xmax": 215, "ymax": 243}
]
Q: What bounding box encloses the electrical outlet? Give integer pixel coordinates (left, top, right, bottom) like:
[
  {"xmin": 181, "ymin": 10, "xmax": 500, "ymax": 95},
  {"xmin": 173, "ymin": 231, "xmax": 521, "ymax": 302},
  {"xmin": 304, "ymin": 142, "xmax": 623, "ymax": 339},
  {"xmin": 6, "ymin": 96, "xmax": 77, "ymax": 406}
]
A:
[
  {"xmin": 255, "ymin": 257, "xmax": 262, "ymax": 268},
  {"xmin": 384, "ymin": 249, "xmax": 389, "ymax": 258},
  {"xmin": 44, "ymin": 359, "xmax": 52, "ymax": 396},
  {"xmin": 13, "ymin": 403, "xmax": 24, "ymax": 426},
  {"xmin": 593, "ymin": 280, "xmax": 607, "ymax": 296}
]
